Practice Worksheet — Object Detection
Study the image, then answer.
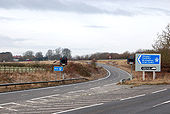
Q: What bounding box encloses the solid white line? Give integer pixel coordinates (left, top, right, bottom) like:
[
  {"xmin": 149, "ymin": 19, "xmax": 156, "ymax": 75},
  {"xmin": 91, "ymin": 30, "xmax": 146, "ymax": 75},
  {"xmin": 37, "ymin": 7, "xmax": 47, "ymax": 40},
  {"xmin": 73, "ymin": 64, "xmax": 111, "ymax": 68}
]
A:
[
  {"xmin": 120, "ymin": 94, "xmax": 146, "ymax": 101},
  {"xmin": 104, "ymin": 83, "xmax": 116, "ymax": 87},
  {"xmin": 52, "ymin": 103, "xmax": 104, "ymax": 114},
  {"xmin": 0, "ymin": 102, "xmax": 18, "ymax": 106},
  {"xmin": 30, "ymin": 94, "xmax": 60, "ymax": 101},
  {"xmin": 153, "ymin": 100, "xmax": 170, "ymax": 108},
  {"xmin": 152, "ymin": 89, "xmax": 167, "ymax": 94},
  {"xmin": 68, "ymin": 90, "xmax": 85, "ymax": 94}
]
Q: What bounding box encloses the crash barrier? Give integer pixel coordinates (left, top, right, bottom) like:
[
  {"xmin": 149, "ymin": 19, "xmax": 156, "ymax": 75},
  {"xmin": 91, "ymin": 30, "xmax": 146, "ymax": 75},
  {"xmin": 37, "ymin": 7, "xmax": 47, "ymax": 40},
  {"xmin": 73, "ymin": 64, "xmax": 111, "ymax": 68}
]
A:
[{"xmin": 0, "ymin": 78, "xmax": 88, "ymax": 93}]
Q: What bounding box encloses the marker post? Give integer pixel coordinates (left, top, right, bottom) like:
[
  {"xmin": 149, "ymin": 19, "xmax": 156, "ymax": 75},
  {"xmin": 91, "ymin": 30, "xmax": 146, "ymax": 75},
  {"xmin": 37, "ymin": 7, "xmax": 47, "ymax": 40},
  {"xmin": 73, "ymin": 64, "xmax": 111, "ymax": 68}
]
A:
[
  {"xmin": 153, "ymin": 71, "xmax": 156, "ymax": 80},
  {"xmin": 143, "ymin": 71, "xmax": 145, "ymax": 81}
]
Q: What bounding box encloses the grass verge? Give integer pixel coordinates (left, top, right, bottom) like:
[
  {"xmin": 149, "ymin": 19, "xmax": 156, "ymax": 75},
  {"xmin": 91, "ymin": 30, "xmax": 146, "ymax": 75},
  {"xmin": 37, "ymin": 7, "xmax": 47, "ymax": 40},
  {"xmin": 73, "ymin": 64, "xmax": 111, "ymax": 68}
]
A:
[{"xmin": 98, "ymin": 60, "xmax": 170, "ymax": 86}]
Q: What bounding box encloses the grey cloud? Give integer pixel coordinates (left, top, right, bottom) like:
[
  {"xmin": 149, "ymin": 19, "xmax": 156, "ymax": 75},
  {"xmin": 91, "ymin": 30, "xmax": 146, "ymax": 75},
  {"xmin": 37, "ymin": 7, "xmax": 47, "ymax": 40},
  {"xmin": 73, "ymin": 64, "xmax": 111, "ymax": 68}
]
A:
[
  {"xmin": 0, "ymin": 35, "xmax": 27, "ymax": 47},
  {"xmin": 0, "ymin": 0, "xmax": 104, "ymax": 13},
  {"xmin": 0, "ymin": 0, "xmax": 136, "ymax": 16},
  {"xmin": 139, "ymin": 7, "xmax": 170, "ymax": 16},
  {"xmin": 0, "ymin": 0, "xmax": 169, "ymax": 16}
]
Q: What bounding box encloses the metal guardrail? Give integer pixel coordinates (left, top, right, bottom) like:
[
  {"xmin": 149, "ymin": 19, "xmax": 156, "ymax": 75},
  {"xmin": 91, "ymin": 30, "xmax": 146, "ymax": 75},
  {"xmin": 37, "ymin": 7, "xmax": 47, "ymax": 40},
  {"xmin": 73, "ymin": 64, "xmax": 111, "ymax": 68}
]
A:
[{"xmin": 0, "ymin": 78, "xmax": 88, "ymax": 87}]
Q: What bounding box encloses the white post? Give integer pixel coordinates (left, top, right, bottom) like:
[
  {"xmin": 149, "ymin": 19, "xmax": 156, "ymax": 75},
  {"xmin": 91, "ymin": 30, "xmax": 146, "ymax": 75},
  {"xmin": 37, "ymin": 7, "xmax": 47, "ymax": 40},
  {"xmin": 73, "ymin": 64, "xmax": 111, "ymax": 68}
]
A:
[
  {"xmin": 62, "ymin": 71, "xmax": 64, "ymax": 80},
  {"xmin": 131, "ymin": 64, "xmax": 133, "ymax": 80},
  {"xmin": 153, "ymin": 71, "xmax": 156, "ymax": 80},
  {"xmin": 143, "ymin": 71, "xmax": 145, "ymax": 80},
  {"xmin": 60, "ymin": 71, "xmax": 62, "ymax": 80},
  {"xmin": 62, "ymin": 67, "xmax": 64, "ymax": 80}
]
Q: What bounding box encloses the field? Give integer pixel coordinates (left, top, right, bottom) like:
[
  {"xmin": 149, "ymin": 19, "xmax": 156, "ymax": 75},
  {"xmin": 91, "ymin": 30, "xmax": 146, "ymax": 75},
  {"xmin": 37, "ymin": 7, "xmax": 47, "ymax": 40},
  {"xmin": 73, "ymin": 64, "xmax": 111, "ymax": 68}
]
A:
[
  {"xmin": 98, "ymin": 59, "xmax": 170, "ymax": 85},
  {"xmin": 0, "ymin": 60, "xmax": 107, "ymax": 84}
]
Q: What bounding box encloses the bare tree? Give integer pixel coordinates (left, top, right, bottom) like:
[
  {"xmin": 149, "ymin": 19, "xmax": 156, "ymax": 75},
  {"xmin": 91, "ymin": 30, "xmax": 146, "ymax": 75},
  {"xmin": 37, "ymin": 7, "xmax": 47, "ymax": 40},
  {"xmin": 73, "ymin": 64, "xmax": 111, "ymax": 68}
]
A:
[
  {"xmin": 62, "ymin": 48, "xmax": 72, "ymax": 59},
  {"xmin": 46, "ymin": 50, "xmax": 53, "ymax": 60},
  {"xmin": 23, "ymin": 51, "xmax": 34, "ymax": 60},
  {"xmin": 153, "ymin": 24, "xmax": 170, "ymax": 50},
  {"xmin": 35, "ymin": 52, "xmax": 43, "ymax": 61},
  {"xmin": 54, "ymin": 48, "xmax": 62, "ymax": 60},
  {"xmin": 152, "ymin": 24, "xmax": 170, "ymax": 65}
]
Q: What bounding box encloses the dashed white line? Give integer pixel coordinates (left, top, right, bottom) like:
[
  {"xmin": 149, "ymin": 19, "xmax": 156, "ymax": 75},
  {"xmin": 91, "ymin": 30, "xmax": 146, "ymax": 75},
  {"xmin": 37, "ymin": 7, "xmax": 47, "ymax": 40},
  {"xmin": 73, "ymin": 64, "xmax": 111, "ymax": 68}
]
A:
[
  {"xmin": 90, "ymin": 87, "xmax": 101, "ymax": 90},
  {"xmin": 152, "ymin": 89, "xmax": 167, "ymax": 94},
  {"xmin": 120, "ymin": 94, "xmax": 146, "ymax": 101},
  {"xmin": 30, "ymin": 94, "xmax": 60, "ymax": 101},
  {"xmin": 104, "ymin": 83, "xmax": 116, "ymax": 87},
  {"xmin": 153, "ymin": 100, "xmax": 170, "ymax": 108},
  {"xmin": 52, "ymin": 103, "xmax": 104, "ymax": 114},
  {"xmin": 68, "ymin": 90, "xmax": 85, "ymax": 94}
]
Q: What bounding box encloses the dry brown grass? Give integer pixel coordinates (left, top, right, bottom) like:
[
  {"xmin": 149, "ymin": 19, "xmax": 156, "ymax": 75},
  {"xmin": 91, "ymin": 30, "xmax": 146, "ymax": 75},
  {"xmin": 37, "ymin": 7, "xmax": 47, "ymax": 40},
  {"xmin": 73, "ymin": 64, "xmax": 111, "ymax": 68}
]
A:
[
  {"xmin": 0, "ymin": 61, "xmax": 107, "ymax": 84},
  {"xmin": 98, "ymin": 59, "xmax": 170, "ymax": 85},
  {"xmin": 0, "ymin": 61, "xmax": 107, "ymax": 92}
]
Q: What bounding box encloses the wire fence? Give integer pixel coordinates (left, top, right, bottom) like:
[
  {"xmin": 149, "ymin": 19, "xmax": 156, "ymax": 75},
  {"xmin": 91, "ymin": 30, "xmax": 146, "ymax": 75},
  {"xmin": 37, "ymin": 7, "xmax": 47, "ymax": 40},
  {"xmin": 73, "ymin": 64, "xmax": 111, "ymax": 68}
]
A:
[{"xmin": 0, "ymin": 66, "xmax": 48, "ymax": 73}]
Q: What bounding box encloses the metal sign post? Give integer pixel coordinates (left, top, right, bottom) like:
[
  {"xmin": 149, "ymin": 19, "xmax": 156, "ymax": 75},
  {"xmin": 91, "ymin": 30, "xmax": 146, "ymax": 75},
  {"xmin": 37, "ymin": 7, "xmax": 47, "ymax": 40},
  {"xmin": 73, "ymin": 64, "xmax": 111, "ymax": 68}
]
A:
[
  {"xmin": 127, "ymin": 55, "xmax": 135, "ymax": 80},
  {"xmin": 62, "ymin": 70, "xmax": 64, "ymax": 80},
  {"xmin": 130, "ymin": 62, "xmax": 133, "ymax": 80}
]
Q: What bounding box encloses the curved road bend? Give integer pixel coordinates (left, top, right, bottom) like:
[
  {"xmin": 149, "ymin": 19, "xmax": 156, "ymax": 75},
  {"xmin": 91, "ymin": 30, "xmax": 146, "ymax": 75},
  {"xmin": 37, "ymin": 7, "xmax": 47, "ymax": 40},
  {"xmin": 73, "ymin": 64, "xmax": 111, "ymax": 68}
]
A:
[
  {"xmin": 0, "ymin": 64, "xmax": 169, "ymax": 114},
  {"xmin": 0, "ymin": 64, "xmax": 130, "ymax": 113}
]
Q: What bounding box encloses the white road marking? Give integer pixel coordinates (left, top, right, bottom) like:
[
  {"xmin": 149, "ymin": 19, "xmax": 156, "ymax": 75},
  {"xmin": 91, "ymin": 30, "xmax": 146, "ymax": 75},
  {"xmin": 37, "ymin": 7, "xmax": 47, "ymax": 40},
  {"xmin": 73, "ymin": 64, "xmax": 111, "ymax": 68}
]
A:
[
  {"xmin": 0, "ymin": 102, "xmax": 19, "ymax": 111},
  {"xmin": 120, "ymin": 94, "xmax": 146, "ymax": 101},
  {"xmin": 52, "ymin": 103, "xmax": 104, "ymax": 114},
  {"xmin": 90, "ymin": 87, "xmax": 101, "ymax": 90},
  {"xmin": 152, "ymin": 89, "xmax": 167, "ymax": 94},
  {"xmin": 0, "ymin": 102, "xmax": 18, "ymax": 106},
  {"xmin": 153, "ymin": 100, "xmax": 170, "ymax": 108},
  {"xmin": 68, "ymin": 90, "xmax": 85, "ymax": 94},
  {"xmin": 30, "ymin": 94, "xmax": 60, "ymax": 101},
  {"xmin": 104, "ymin": 83, "xmax": 115, "ymax": 87}
]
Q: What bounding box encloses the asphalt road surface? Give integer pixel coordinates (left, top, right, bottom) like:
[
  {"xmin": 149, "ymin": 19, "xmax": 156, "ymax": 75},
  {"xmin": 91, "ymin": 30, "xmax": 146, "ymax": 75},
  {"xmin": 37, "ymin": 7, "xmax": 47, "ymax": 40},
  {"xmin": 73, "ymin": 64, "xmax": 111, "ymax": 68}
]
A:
[
  {"xmin": 61, "ymin": 88, "xmax": 170, "ymax": 114},
  {"xmin": 0, "ymin": 64, "xmax": 169, "ymax": 114}
]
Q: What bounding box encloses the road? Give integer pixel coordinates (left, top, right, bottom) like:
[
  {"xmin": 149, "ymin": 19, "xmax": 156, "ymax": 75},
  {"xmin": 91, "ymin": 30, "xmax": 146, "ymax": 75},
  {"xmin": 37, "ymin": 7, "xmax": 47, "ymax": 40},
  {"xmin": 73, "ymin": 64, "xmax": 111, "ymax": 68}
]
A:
[
  {"xmin": 61, "ymin": 88, "xmax": 170, "ymax": 114},
  {"xmin": 0, "ymin": 64, "xmax": 169, "ymax": 114}
]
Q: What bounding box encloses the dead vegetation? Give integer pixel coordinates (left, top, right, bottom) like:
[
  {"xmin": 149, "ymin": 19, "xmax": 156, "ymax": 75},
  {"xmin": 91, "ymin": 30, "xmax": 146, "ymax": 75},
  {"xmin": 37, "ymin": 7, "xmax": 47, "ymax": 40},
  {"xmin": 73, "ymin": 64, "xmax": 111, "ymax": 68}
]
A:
[
  {"xmin": 0, "ymin": 61, "xmax": 107, "ymax": 84},
  {"xmin": 0, "ymin": 61, "xmax": 107, "ymax": 92},
  {"xmin": 98, "ymin": 60, "xmax": 170, "ymax": 85}
]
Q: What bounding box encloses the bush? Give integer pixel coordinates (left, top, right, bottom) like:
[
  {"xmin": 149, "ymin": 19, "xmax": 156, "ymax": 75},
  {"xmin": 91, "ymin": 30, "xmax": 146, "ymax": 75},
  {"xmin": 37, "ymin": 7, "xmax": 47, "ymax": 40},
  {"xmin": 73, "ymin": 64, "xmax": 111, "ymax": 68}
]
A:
[{"xmin": 64, "ymin": 62, "xmax": 96, "ymax": 77}]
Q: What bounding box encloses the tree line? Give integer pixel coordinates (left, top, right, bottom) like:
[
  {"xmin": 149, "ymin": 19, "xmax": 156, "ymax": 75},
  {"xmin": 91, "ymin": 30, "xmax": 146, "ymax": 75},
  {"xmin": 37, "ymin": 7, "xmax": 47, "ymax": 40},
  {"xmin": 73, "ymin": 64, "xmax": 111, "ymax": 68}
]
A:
[
  {"xmin": 22, "ymin": 48, "xmax": 71, "ymax": 61},
  {"xmin": 0, "ymin": 48, "xmax": 71, "ymax": 62}
]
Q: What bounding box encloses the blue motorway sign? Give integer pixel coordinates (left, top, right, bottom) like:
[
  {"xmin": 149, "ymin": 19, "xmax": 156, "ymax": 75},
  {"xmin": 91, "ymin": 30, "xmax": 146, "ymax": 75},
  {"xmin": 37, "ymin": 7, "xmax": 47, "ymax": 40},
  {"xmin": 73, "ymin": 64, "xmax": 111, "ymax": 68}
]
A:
[
  {"xmin": 135, "ymin": 54, "xmax": 161, "ymax": 72},
  {"xmin": 137, "ymin": 54, "xmax": 160, "ymax": 64},
  {"xmin": 54, "ymin": 66, "xmax": 63, "ymax": 71}
]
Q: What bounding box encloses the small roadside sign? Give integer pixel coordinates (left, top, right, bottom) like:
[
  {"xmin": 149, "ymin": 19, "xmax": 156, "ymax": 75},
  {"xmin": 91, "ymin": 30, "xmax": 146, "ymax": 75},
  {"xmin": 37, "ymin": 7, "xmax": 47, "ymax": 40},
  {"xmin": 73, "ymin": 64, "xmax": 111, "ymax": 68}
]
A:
[{"xmin": 54, "ymin": 66, "xmax": 63, "ymax": 71}]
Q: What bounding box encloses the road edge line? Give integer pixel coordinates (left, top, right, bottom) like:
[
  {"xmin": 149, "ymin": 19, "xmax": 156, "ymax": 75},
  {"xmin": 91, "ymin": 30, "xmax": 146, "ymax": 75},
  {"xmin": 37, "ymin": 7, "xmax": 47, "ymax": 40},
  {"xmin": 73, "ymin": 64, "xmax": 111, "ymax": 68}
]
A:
[{"xmin": 52, "ymin": 103, "xmax": 104, "ymax": 114}]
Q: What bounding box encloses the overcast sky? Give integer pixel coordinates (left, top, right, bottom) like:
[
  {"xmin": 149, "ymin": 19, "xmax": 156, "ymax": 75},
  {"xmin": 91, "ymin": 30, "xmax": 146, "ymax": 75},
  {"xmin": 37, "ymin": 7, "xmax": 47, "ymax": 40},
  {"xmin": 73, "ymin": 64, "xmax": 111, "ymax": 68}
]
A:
[{"xmin": 0, "ymin": 0, "xmax": 170, "ymax": 56}]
